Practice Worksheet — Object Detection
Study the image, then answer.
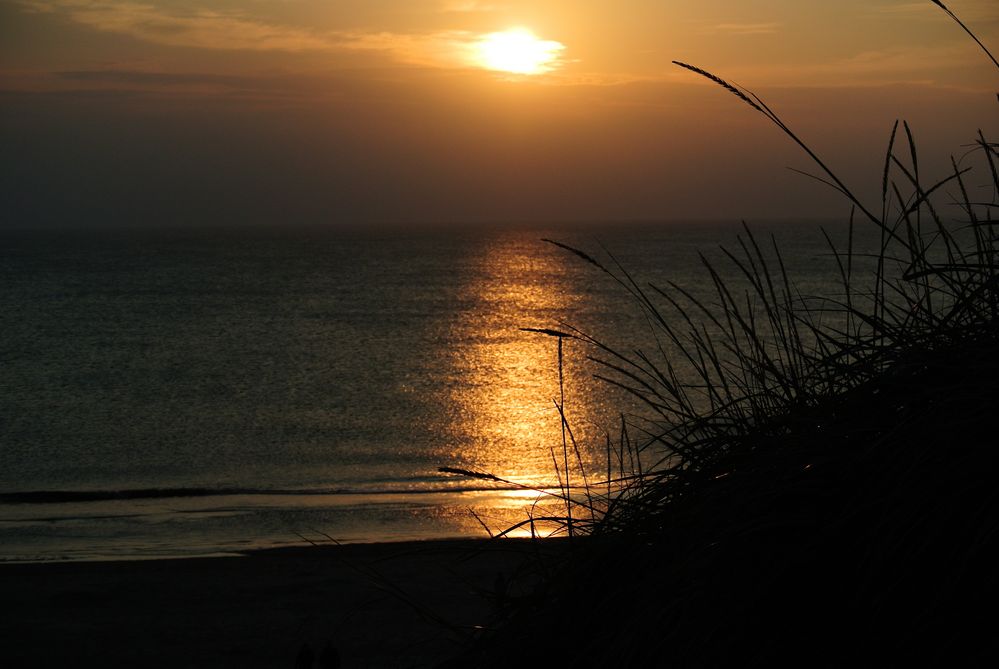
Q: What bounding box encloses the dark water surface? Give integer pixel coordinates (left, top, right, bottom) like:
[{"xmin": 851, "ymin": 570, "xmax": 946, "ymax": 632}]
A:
[{"xmin": 0, "ymin": 221, "xmax": 866, "ymax": 560}]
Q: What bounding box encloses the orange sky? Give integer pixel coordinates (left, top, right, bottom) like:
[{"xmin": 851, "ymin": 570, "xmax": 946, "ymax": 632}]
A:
[{"xmin": 1, "ymin": 1, "xmax": 997, "ymax": 226}]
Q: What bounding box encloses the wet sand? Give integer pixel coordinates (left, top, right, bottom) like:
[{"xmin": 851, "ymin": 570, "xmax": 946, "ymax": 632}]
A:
[{"xmin": 0, "ymin": 538, "xmax": 562, "ymax": 668}]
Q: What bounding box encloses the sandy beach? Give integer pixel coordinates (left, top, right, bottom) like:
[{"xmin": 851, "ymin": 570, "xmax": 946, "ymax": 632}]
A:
[{"xmin": 0, "ymin": 538, "xmax": 561, "ymax": 668}]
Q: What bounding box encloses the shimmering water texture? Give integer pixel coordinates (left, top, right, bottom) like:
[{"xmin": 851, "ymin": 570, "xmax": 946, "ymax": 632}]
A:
[{"xmin": 0, "ymin": 223, "xmax": 864, "ymax": 560}]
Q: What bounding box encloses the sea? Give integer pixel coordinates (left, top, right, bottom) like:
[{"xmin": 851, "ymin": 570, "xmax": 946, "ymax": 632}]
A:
[{"xmin": 0, "ymin": 221, "xmax": 873, "ymax": 561}]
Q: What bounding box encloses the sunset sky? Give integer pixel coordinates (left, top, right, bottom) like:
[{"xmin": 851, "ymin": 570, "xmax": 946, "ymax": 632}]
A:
[{"xmin": 2, "ymin": 0, "xmax": 997, "ymax": 226}]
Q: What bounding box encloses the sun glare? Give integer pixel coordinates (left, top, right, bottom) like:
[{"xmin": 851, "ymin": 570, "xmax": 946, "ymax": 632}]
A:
[{"xmin": 474, "ymin": 28, "xmax": 565, "ymax": 75}]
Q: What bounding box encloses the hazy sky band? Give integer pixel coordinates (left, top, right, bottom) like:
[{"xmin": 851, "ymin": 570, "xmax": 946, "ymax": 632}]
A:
[{"xmin": 2, "ymin": 0, "xmax": 997, "ymax": 226}]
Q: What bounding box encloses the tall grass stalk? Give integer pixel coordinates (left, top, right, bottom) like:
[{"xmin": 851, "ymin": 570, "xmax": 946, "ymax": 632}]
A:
[
  {"xmin": 441, "ymin": 5, "xmax": 999, "ymax": 666},
  {"xmin": 442, "ymin": 0, "xmax": 998, "ymax": 549},
  {"xmin": 437, "ymin": 7, "xmax": 993, "ymax": 560}
]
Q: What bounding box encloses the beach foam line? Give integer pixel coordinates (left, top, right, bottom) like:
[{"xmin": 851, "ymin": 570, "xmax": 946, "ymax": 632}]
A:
[{"xmin": 0, "ymin": 483, "xmax": 558, "ymax": 505}]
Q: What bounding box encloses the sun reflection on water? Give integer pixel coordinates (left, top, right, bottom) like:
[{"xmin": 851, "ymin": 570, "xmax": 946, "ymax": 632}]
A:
[{"xmin": 439, "ymin": 233, "xmax": 610, "ymax": 508}]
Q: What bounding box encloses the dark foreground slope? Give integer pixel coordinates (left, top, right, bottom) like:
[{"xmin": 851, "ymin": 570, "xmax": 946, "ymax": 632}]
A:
[
  {"xmin": 0, "ymin": 539, "xmax": 562, "ymax": 668},
  {"xmin": 447, "ymin": 16, "xmax": 999, "ymax": 662},
  {"xmin": 446, "ymin": 333, "xmax": 999, "ymax": 667}
]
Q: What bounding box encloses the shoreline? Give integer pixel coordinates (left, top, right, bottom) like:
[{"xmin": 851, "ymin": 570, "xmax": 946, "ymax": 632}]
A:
[
  {"xmin": 0, "ymin": 536, "xmax": 564, "ymax": 668},
  {"xmin": 0, "ymin": 486, "xmax": 561, "ymax": 564}
]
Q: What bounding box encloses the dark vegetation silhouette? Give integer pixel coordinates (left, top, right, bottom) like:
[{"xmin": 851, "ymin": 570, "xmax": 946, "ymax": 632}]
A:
[{"xmin": 442, "ymin": 2, "xmax": 999, "ymax": 665}]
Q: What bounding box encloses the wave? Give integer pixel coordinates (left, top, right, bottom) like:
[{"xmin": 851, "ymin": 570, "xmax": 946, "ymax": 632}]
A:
[{"xmin": 0, "ymin": 483, "xmax": 534, "ymax": 505}]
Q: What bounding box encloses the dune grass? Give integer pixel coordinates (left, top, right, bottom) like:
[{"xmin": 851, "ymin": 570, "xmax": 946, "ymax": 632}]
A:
[{"xmin": 441, "ymin": 2, "xmax": 998, "ymax": 666}]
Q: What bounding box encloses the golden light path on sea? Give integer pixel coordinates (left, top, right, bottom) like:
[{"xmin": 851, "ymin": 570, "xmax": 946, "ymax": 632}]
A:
[{"xmin": 438, "ymin": 233, "xmax": 612, "ymax": 537}]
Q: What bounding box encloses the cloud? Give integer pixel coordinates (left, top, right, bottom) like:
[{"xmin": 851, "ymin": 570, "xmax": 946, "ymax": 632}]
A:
[
  {"xmin": 56, "ymin": 69, "xmax": 244, "ymax": 85},
  {"xmin": 869, "ymin": 2, "xmax": 999, "ymax": 24},
  {"xmin": 704, "ymin": 22, "xmax": 782, "ymax": 36},
  {"xmin": 828, "ymin": 43, "xmax": 988, "ymax": 78},
  {"xmin": 335, "ymin": 30, "xmax": 484, "ymax": 68},
  {"xmin": 17, "ymin": 0, "xmax": 482, "ymax": 66},
  {"xmin": 708, "ymin": 41, "xmax": 997, "ymax": 90},
  {"xmin": 20, "ymin": 1, "xmax": 336, "ymax": 51},
  {"xmin": 442, "ymin": 1, "xmax": 504, "ymax": 12}
]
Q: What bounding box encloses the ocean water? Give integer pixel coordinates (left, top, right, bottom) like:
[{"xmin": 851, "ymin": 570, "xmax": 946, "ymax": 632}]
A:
[{"xmin": 0, "ymin": 221, "xmax": 869, "ymax": 560}]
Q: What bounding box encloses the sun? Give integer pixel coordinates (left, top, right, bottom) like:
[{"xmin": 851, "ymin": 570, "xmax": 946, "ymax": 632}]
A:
[{"xmin": 474, "ymin": 28, "xmax": 565, "ymax": 75}]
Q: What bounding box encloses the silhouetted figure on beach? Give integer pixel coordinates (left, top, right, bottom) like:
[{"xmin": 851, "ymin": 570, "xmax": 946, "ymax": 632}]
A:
[
  {"xmin": 294, "ymin": 642, "xmax": 315, "ymax": 669},
  {"xmin": 319, "ymin": 641, "xmax": 341, "ymax": 669}
]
